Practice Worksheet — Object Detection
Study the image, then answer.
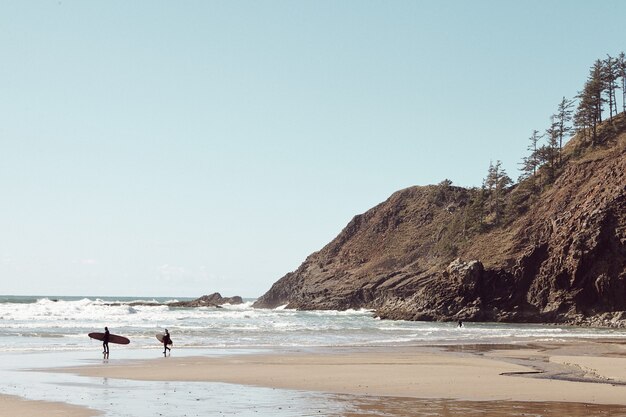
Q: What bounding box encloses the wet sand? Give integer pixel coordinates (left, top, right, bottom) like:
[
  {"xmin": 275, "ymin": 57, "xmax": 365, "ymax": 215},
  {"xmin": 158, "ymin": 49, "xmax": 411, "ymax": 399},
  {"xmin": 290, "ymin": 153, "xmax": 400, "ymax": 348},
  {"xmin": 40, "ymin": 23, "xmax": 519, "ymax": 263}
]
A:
[
  {"xmin": 344, "ymin": 397, "xmax": 626, "ymax": 417},
  {"xmin": 8, "ymin": 339, "xmax": 626, "ymax": 416},
  {"xmin": 0, "ymin": 393, "xmax": 98, "ymax": 417},
  {"xmin": 53, "ymin": 340, "xmax": 626, "ymax": 412}
]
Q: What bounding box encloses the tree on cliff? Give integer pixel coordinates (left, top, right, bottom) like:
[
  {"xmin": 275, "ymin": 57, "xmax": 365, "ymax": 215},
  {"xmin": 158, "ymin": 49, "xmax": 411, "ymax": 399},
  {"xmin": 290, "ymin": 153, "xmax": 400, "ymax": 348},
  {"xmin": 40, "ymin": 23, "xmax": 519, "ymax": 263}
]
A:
[
  {"xmin": 511, "ymin": 130, "xmax": 544, "ymax": 219},
  {"xmin": 539, "ymin": 117, "xmax": 560, "ymax": 183},
  {"xmin": 590, "ymin": 60, "xmax": 606, "ymax": 123},
  {"xmin": 485, "ymin": 160, "xmax": 512, "ymax": 225},
  {"xmin": 575, "ymin": 60, "xmax": 605, "ymax": 146},
  {"xmin": 618, "ymin": 52, "xmax": 626, "ymax": 114},
  {"xmin": 430, "ymin": 179, "xmax": 454, "ymax": 206},
  {"xmin": 603, "ymin": 54, "xmax": 620, "ymax": 121},
  {"xmin": 519, "ymin": 130, "xmax": 542, "ymax": 184},
  {"xmin": 464, "ymin": 183, "xmax": 488, "ymax": 235},
  {"xmin": 553, "ymin": 97, "xmax": 574, "ymax": 165},
  {"xmin": 574, "ymin": 87, "xmax": 595, "ymax": 144}
]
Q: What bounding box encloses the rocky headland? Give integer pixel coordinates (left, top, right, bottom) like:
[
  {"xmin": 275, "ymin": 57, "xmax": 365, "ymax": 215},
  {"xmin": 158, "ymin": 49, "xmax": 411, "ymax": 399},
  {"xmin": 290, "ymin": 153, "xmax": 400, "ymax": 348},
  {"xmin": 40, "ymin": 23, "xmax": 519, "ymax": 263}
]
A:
[{"xmin": 254, "ymin": 115, "xmax": 626, "ymax": 327}]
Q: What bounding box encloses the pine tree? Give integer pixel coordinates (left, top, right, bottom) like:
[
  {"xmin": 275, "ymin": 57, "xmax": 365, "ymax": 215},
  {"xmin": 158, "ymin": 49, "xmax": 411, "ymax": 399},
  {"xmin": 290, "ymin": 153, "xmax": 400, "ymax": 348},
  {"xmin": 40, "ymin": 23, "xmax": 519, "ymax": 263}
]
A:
[
  {"xmin": 575, "ymin": 62, "xmax": 605, "ymax": 146},
  {"xmin": 590, "ymin": 60, "xmax": 605, "ymax": 123},
  {"xmin": 476, "ymin": 182, "xmax": 488, "ymax": 231},
  {"xmin": 603, "ymin": 55, "xmax": 619, "ymax": 120},
  {"xmin": 464, "ymin": 185, "xmax": 487, "ymax": 235},
  {"xmin": 574, "ymin": 85, "xmax": 594, "ymax": 142},
  {"xmin": 544, "ymin": 116, "xmax": 559, "ymax": 178},
  {"xmin": 519, "ymin": 129, "xmax": 542, "ymax": 183},
  {"xmin": 553, "ymin": 97, "xmax": 574, "ymax": 165},
  {"xmin": 618, "ymin": 52, "xmax": 626, "ymax": 114},
  {"xmin": 485, "ymin": 160, "xmax": 512, "ymax": 225}
]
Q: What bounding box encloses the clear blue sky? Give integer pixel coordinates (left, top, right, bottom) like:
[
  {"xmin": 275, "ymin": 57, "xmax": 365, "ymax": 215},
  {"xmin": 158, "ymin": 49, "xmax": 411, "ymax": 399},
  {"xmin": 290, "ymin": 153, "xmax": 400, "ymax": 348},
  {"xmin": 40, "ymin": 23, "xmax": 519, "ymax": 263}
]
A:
[{"xmin": 1, "ymin": 1, "xmax": 625, "ymax": 297}]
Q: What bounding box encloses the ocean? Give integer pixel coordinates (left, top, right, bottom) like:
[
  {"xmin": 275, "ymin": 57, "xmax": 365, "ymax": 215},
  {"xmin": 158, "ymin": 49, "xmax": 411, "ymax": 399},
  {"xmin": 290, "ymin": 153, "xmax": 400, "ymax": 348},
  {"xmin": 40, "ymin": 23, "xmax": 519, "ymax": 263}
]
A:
[
  {"xmin": 1, "ymin": 295, "xmax": 625, "ymax": 352},
  {"xmin": 2, "ymin": 295, "xmax": 626, "ymax": 417}
]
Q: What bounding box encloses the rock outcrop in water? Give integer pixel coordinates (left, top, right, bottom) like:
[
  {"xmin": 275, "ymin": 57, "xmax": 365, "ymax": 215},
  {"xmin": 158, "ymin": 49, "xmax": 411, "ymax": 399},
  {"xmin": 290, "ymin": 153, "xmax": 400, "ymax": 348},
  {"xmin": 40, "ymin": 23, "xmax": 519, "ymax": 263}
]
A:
[
  {"xmin": 254, "ymin": 115, "xmax": 626, "ymax": 327},
  {"xmin": 106, "ymin": 293, "xmax": 244, "ymax": 308},
  {"xmin": 168, "ymin": 293, "xmax": 243, "ymax": 307}
]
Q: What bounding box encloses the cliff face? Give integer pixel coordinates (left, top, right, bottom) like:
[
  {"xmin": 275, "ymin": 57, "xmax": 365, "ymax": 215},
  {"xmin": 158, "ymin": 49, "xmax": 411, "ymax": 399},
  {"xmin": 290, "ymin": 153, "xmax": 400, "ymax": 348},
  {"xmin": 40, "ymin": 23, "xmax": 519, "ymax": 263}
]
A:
[{"xmin": 254, "ymin": 118, "xmax": 626, "ymax": 326}]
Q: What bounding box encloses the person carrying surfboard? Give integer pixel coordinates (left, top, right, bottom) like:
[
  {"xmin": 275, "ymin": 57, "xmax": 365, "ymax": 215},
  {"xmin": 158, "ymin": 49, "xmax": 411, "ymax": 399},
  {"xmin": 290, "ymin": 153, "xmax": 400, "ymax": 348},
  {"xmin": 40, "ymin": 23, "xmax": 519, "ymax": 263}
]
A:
[
  {"xmin": 162, "ymin": 329, "xmax": 172, "ymax": 356},
  {"xmin": 88, "ymin": 329, "xmax": 130, "ymax": 354},
  {"xmin": 103, "ymin": 326, "xmax": 110, "ymax": 357}
]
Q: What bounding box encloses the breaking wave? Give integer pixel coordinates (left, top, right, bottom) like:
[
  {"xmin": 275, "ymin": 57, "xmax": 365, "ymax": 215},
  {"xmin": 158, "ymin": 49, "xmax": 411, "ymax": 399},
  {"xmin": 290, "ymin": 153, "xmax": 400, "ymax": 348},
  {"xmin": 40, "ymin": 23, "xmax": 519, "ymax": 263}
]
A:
[{"xmin": 1, "ymin": 295, "xmax": 625, "ymax": 352}]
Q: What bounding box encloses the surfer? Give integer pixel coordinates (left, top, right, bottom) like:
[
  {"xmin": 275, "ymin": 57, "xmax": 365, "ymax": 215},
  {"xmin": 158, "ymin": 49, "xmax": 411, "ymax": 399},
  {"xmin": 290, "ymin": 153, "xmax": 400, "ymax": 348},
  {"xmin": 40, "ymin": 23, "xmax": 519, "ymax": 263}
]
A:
[
  {"xmin": 103, "ymin": 326, "xmax": 110, "ymax": 357},
  {"xmin": 163, "ymin": 329, "xmax": 172, "ymax": 356},
  {"xmin": 458, "ymin": 320, "xmax": 463, "ymax": 328}
]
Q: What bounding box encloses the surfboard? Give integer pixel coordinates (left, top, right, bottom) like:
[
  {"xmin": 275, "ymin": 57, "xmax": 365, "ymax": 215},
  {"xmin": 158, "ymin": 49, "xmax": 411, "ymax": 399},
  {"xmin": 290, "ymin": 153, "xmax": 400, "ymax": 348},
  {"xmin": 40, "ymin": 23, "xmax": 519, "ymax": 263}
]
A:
[
  {"xmin": 88, "ymin": 332, "xmax": 130, "ymax": 345},
  {"xmin": 156, "ymin": 333, "xmax": 173, "ymax": 345}
]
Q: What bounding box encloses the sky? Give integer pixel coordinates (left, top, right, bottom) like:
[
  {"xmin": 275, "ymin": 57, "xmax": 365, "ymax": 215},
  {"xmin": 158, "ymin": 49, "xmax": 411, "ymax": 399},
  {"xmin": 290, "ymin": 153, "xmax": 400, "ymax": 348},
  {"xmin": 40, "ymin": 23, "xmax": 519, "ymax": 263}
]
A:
[{"xmin": 1, "ymin": 1, "xmax": 625, "ymax": 298}]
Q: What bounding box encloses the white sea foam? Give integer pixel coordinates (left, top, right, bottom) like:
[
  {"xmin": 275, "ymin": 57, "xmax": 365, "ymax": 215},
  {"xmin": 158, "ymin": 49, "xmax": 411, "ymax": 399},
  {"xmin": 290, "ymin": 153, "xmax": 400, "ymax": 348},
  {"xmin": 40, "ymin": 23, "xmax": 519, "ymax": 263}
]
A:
[{"xmin": 1, "ymin": 295, "xmax": 626, "ymax": 352}]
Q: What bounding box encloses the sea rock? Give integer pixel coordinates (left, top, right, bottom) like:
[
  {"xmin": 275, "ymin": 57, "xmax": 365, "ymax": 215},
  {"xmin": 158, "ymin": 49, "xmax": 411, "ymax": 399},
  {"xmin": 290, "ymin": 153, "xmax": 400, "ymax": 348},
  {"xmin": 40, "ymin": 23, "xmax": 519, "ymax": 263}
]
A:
[{"xmin": 168, "ymin": 293, "xmax": 243, "ymax": 307}]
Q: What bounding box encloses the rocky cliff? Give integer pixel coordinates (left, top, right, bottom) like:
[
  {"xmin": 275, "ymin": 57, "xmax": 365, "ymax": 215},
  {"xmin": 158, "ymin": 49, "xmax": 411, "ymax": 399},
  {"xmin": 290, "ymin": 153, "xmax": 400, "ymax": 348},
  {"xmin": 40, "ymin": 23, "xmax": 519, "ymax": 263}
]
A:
[{"xmin": 254, "ymin": 116, "xmax": 626, "ymax": 326}]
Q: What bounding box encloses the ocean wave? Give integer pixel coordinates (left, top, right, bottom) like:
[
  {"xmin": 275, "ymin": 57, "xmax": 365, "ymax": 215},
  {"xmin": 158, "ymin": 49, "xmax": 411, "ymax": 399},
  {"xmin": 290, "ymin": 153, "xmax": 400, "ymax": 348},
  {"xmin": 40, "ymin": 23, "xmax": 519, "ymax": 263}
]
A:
[{"xmin": 2, "ymin": 296, "xmax": 626, "ymax": 353}]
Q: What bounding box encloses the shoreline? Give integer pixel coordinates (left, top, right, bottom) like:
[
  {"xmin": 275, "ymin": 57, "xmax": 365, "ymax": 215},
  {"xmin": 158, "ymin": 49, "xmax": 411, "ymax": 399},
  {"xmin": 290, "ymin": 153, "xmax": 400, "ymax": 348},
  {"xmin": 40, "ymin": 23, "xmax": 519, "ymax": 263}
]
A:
[
  {"xmin": 55, "ymin": 339, "xmax": 626, "ymax": 405},
  {"xmin": 4, "ymin": 338, "xmax": 626, "ymax": 416}
]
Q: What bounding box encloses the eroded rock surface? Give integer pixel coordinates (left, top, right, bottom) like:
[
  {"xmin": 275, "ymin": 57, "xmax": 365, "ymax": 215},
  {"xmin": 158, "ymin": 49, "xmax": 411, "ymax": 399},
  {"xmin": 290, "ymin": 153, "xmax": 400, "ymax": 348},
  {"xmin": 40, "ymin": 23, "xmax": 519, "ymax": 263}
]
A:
[{"xmin": 254, "ymin": 118, "xmax": 626, "ymax": 327}]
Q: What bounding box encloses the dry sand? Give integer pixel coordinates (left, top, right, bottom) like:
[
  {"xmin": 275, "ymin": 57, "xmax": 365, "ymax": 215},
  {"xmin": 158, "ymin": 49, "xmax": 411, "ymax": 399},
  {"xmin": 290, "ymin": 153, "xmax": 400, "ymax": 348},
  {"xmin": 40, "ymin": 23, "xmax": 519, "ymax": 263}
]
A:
[{"xmin": 0, "ymin": 393, "xmax": 98, "ymax": 417}]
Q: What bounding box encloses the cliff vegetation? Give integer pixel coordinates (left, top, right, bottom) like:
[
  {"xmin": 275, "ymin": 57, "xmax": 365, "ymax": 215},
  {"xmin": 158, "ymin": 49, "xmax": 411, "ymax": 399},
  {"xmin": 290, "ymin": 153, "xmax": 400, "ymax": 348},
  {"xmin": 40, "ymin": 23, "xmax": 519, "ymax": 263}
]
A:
[{"xmin": 253, "ymin": 54, "xmax": 626, "ymax": 327}]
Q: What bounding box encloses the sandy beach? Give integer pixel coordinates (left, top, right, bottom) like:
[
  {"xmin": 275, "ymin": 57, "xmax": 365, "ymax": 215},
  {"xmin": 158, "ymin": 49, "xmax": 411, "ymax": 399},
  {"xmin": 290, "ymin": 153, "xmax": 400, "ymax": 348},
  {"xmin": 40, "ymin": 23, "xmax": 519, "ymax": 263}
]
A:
[
  {"xmin": 59, "ymin": 345, "xmax": 626, "ymax": 404},
  {"xmin": 39, "ymin": 339, "xmax": 626, "ymax": 416},
  {"xmin": 0, "ymin": 393, "xmax": 98, "ymax": 417}
]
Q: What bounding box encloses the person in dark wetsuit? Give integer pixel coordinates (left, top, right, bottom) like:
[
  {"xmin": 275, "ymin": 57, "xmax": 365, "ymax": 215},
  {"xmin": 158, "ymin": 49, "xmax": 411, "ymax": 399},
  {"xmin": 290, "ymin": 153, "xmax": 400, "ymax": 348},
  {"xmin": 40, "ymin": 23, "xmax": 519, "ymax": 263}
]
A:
[
  {"xmin": 163, "ymin": 329, "xmax": 171, "ymax": 357},
  {"xmin": 103, "ymin": 326, "xmax": 110, "ymax": 357}
]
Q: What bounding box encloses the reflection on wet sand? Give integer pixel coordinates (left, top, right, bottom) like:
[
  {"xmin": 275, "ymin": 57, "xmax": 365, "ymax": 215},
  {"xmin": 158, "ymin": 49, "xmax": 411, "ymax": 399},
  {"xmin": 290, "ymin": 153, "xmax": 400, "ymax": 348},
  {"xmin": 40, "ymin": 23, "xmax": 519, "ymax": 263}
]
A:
[{"xmin": 345, "ymin": 397, "xmax": 626, "ymax": 417}]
